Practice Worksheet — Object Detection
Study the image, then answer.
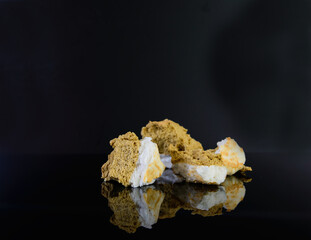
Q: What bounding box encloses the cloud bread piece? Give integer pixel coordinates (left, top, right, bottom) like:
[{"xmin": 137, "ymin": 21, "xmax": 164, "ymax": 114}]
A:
[
  {"xmin": 169, "ymin": 146, "xmax": 227, "ymax": 185},
  {"xmin": 215, "ymin": 137, "xmax": 252, "ymax": 175},
  {"xmin": 101, "ymin": 182, "xmax": 165, "ymax": 233},
  {"xmin": 141, "ymin": 119, "xmax": 203, "ymax": 155},
  {"xmin": 101, "ymin": 132, "xmax": 165, "ymax": 187},
  {"xmin": 221, "ymin": 176, "xmax": 246, "ymax": 212}
]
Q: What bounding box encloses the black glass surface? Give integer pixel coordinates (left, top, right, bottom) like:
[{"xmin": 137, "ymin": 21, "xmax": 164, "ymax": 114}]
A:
[
  {"xmin": 1, "ymin": 153, "xmax": 310, "ymax": 239},
  {"xmin": 1, "ymin": 0, "xmax": 310, "ymax": 238}
]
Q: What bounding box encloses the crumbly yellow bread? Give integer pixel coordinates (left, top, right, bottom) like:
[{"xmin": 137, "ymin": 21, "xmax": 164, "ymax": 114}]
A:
[
  {"xmin": 169, "ymin": 145, "xmax": 227, "ymax": 184},
  {"xmin": 101, "ymin": 132, "xmax": 140, "ymax": 187},
  {"xmin": 141, "ymin": 119, "xmax": 203, "ymax": 155},
  {"xmin": 102, "ymin": 132, "xmax": 165, "ymax": 187},
  {"xmin": 168, "ymin": 145, "xmax": 223, "ymax": 166}
]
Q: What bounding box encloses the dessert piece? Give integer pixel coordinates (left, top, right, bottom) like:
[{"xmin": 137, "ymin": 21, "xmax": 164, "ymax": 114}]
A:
[
  {"xmin": 169, "ymin": 146, "xmax": 227, "ymax": 185},
  {"xmin": 141, "ymin": 119, "xmax": 203, "ymax": 155},
  {"xmin": 221, "ymin": 176, "xmax": 246, "ymax": 212},
  {"xmin": 215, "ymin": 137, "xmax": 252, "ymax": 175},
  {"xmin": 101, "ymin": 132, "xmax": 165, "ymax": 187},
  {"xmin": 102, "ymin": 183, "xmax": 165, "ymax": 233},
  {"xmin": 173, "ymin": 183, "xmax": 226, "ymax": 217}
]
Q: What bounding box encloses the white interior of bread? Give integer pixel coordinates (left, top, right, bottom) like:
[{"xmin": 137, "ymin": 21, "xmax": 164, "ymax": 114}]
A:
[
  {"xmin": 173, "ymin": 163, "xmax": 227, "ymax": 185},
  {"xmin": 130, "ymin": 137, "xmax": 159, "ymax": 187}
]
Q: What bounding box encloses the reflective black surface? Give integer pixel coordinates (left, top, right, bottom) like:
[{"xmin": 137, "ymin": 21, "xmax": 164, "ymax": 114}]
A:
[{"xmin": 1, "ymin": 153, "xmax": 310, "ymax": 239}]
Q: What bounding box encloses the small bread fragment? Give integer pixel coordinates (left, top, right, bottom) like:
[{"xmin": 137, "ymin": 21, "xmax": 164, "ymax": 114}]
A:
[
  {"xmin": 101, "ymin": 132, "xmax": 165, "ymax": 187},
  {"xmin": 215, "ymin": 137, "xmax": 251, "ymax": 175},
  {"xmin": 169, "ymin": 146, "xmax": 227, "ymax": 185},
  {"xmin": 141, "ymin": 119, "xmax": 203, "ymax": 155}
]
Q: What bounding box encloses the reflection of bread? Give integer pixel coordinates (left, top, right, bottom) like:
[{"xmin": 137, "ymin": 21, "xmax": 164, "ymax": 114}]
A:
[
  {"xmin": 102, "ymin": 182, "xmax": 165, "ymax": 233},
  {"xmin": 189, "ymin": 204, "xmax": 223, "ymax": 217},
  {"xmin": 141, "ymin": 119, "xmax": 203, "ymax": 155},
  {"xmin": 158, "ymin": 183, "xmax": 225, "ymax": 218},
  {"xmin": 169, "ymin": 146, "xmax": 227, "ymax": 184},
  {"xmin": 156, "ymin": 184, "xmax": 183, "ymax": 219},
  {"xmin": 102, "ymin": 179, "xmax": 251, "ymax": 232},
  {"xmin": 156, "ymin": 169, "xmax": 184, "ymax": 184},
  {"xmin": 101, "ymin": 132, "xmax": 165, "ymax": 187},
  {"xmin": 102, "ymin": 183, "xmax": 141, "ymax": 233},
  {"xmin": 222, "ymin": 176, "xmax": 246, "ymax": 212},
  {"xmin": 173, "ymin": 183, "xmax": 226, "ymax": 217}
]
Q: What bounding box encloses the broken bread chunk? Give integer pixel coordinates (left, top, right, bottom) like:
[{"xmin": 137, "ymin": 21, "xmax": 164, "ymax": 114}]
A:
[
  {"xmin": 169, "ymin": 146, "xmax": 227, "ymax": 185},
  {"xmin": 215, "ymin": 137, "xmax": 251, "ymax": 175},
  {"xmin": 141, "ymin": 119, "xmax": 203, "ymax": 155},
  {"xmin": 101, "ymin": 132, "xmax": 165, "ymax": 187}
]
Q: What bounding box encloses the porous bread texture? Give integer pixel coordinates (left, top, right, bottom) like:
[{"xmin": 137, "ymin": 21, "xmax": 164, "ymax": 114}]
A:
[
  {"xmin": 141, "ymin": 119, "xmax": 203, "ymax": 155},
  {"xmin": 168, "ymin": 145, "xmax": 222, "ymax": 166},
  {"xmin": 101, "ymin": 132, "xmax": 140, "ymax": 187}
]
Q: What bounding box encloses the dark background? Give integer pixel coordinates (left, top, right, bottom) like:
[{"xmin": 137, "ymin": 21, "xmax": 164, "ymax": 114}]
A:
[
  {"xmin": 1, "ymin": 0, "xmax": 310, "ymax": 154},
  {"xmin": 1, "ymin": 1, "xmax": 311, "ymax": 238}
]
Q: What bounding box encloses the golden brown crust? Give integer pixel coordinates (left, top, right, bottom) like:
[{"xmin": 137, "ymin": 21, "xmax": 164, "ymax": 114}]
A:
[
  {"xmin": 141, "ymin": 119, "xmax": 203, "ymax": 155},
  {"xmin": 168, "ymin": 145, "xmax": 223, "ymax": 166},
  {"xmin": 240, "ymin": 165, "xmax": 252, "ymax": 172},
  {"xmin": 101, "ymin": 132, "xmax": 140, "ymax": 187}
]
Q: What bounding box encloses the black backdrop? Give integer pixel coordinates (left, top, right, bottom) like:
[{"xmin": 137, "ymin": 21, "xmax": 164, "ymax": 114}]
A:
[{"xmin": 1, "ymin": 0, "xmax": 310, "ymax": 155}]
